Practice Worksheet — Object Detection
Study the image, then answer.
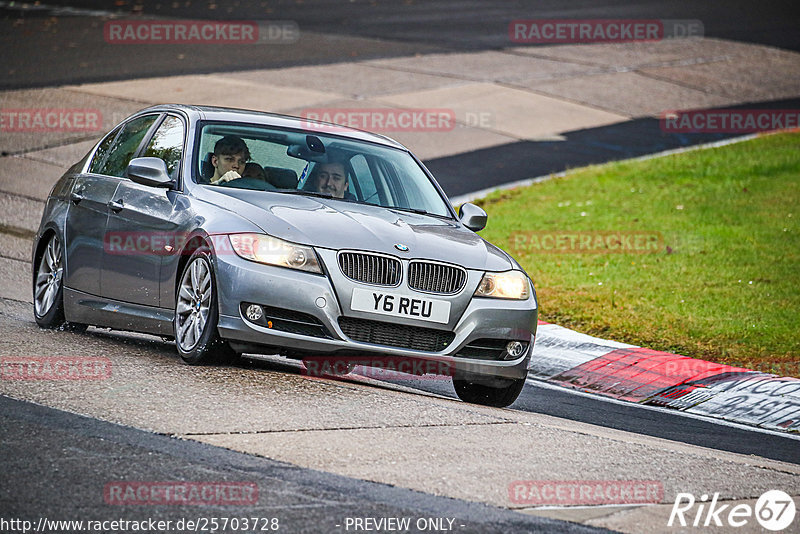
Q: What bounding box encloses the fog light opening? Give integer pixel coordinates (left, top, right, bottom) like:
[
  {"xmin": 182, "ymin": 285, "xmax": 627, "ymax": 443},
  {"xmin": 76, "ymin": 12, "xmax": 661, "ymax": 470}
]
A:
[
  {"xmin": 506, "ymin": 341, "xmax": 525, "ymax": 359},
  {"xmin": 245, "ymin": 304, "xmax": 264, "ymax": 322}
]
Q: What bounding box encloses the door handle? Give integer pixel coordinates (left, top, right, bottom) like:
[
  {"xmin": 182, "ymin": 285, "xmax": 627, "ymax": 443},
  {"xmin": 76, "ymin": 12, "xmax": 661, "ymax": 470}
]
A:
[
  {"xmin": 70, "ymin": 191, "xmax": 85, "ymax": 204},
  {"xmin": 108, "ymin": 199, "xmax": 124, "ymax": 212}
]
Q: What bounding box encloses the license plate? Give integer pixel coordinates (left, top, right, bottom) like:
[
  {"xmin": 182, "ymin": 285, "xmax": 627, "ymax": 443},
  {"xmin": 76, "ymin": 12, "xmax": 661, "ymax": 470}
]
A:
[{"xmin": 350, "ymin": 288, "xmax": 451, "ymax": 324}]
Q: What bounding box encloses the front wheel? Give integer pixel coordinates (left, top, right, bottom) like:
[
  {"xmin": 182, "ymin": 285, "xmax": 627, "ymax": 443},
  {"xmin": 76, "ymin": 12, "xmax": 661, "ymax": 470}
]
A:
[
  {"xmin": 452, "ymin": 371, "xmax": 527, "ymax": 408},
  {"xmin": 174, "ymin": 247, "xmax": 237, "ymax": 365}
]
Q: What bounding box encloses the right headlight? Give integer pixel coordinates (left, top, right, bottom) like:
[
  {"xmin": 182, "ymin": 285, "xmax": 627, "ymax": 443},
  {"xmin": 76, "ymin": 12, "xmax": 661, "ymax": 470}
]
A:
[
  {"xmin": 228, "ymin": 233, "xmax": 322, "ymax": 274},
  {"xmin": 474, "ymin": 270, "xmax": 530, "ymax": 300}
]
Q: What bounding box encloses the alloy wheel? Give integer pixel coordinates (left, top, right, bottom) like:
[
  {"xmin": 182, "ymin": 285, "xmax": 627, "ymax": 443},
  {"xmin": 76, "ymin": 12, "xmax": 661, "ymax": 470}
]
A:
[{"xmin": 176, "ymin": 257, "xmax": 212, "ymax": 351}]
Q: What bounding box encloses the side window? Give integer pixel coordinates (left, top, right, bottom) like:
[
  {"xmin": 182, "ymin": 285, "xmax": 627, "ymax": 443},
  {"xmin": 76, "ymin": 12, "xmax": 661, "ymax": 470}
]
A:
[
  {"xmin": 88, "ymin": 125, "xmax": 122, "ymax": 174},
  {"xmin": 143, "ymin": 115, "xmax": 184, "ymax": 178},
  {"xmin": 97, "ymin": 115, "xmax": 158, "ymax": 178}
]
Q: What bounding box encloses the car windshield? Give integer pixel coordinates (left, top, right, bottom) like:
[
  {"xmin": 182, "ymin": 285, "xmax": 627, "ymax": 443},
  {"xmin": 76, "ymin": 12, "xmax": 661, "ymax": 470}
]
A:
[{"xmin": 194, "ymin": 121, "xmax": 453, "ymax": 218}]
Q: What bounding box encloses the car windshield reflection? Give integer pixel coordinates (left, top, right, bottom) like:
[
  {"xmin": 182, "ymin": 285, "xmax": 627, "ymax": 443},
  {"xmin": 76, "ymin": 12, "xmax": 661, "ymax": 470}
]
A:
[{"xmin": 196, "ymin": 121, "xmax": 453, "ymax": 219}]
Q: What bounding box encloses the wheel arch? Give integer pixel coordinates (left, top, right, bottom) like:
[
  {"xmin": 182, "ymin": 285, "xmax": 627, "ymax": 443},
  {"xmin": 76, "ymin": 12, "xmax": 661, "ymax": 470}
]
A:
[
  {"xmin": 173, "ymin": 232, "xmax": 214, "ymax": 299},
  {"xmin": 32, "ymin": 225, "xmax": 61, "ymax": 288}
]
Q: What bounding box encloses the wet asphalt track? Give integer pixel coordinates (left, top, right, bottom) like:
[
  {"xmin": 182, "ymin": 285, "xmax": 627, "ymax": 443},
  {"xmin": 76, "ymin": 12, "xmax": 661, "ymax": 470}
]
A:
[
  {"xmin": 342, "ymin": 367, "xmax": 800, "ymax": 465},
  {"xmin": 2, "ymin": 0, "xmax": 799, "ymax": 91},
  {"xmin": 0, "ymin": 395, "xmax": 610, "ymax": 534},
  {"xmin": 2, "ymin": 2, "xmax": 799, "ymax": 531}
]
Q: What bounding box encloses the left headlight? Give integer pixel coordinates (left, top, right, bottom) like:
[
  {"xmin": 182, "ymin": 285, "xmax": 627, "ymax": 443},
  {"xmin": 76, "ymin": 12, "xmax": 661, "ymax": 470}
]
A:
[
  {"xmin": 228, "ymin": 233, "xmax": 322, "ymax": 274},
  {"xmin": 474, "ymin": 270, "xmax": 530, "ymax": 300}
]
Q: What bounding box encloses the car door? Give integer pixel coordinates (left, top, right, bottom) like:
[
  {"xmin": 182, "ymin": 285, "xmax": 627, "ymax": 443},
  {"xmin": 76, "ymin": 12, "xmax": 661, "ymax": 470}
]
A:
[
  {"xmin": 101, "ymin": 114, "xmax": 186, "ymax": 308},
  {"xmin": 64, "ymin": 114, "xmax": 159, "ymax": 296},
  {"xmin": 64, "ymin": 126, "xmax": 121, "ymax": 296}
]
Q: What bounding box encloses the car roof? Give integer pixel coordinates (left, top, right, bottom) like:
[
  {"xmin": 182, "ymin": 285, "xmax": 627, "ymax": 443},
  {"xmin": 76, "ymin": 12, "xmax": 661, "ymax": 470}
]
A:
[{"xmin": 138, "ymin": 104, "xmax": 408, "ymax": 151}]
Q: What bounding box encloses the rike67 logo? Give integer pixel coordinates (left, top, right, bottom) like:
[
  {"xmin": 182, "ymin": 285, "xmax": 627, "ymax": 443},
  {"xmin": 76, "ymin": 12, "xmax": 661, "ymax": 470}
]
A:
[{"xmin": 669, "ymin": 490, "xmax": 796, "ymax": 531}]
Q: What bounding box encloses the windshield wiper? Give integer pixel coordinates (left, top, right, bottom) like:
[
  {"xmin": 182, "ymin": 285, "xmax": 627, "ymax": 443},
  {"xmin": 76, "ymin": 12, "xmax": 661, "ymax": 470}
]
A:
[
  {"xmin": 276, "ymin": 189, "xmax": 358, "ymax": 202},
  {"xmin": 275, "ymin": 191, "xmax": 438, "ymax": 214},
  {"xmin": 391, "ymin": 206, "xmax": 455, "ymax": 221},
  {"xmin": 276, "ymin": 189, "xmax": 337, "ymax": 199},
  {"xmin": 391, "ymin": 206, "xmax": 430, "ymax": 216}
]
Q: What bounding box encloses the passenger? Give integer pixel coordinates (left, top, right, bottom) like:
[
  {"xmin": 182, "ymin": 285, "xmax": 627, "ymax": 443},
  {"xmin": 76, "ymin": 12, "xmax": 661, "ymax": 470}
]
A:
[
  {"xmin": 309, "ymin": 161, "xmax": 348, "ymax": 198},
  {"xmin": 241, "ymin": 162, "xmax": 268, "ymax": 181},
  {"xmin": 210, "ymin": 135, "xmax": 250, "ymax": 185}
]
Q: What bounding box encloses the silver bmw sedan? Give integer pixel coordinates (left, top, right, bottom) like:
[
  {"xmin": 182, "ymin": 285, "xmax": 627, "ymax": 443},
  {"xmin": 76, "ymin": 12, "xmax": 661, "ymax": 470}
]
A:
[{"xmin": 32, "ymin": 104, "xmax": 538, "ymax": 407}]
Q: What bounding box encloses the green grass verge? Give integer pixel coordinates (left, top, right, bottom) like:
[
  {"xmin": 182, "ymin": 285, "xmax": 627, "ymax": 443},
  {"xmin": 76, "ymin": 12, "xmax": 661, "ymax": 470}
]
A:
[{"xmin": 475, "ymin": 132, "xmax": 800, "ymax": 376}]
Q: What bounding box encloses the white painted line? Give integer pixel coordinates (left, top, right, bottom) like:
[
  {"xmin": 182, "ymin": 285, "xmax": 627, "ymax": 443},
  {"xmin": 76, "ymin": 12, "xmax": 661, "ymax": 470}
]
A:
[
  {"xmin": 522, "ymin": 503, "xmax": 655, "ymax": 511},
  {"xmin": 683, "ymin": 375, "xmax": 800, "ymax": 432},
  {"xmin": 529, "ymin": 326, "xmax": 631, "ymax": 378},
  {"xmin": 0, "ymin": 1, "xmax": 119, "ymax": 17},
  {"xmin": 536, "ymin": 323, "xmax": 636, "ymax": 349},
  {"xmin": 527, "ymin": 377, "xmax": 800, "ymax": 441}
]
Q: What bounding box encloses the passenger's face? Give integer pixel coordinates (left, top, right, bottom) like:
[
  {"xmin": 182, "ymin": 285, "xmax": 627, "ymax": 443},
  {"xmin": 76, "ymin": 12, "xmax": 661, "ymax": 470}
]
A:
[
  {"xmin": 241, "ymin": 164, "xmax": 265, "ymax": 180},
  {"xmin": 213, "ymin": 152, "xmax": 246, "ymax": 177},
  {"xmin": 315, "ymin": 163, "xmax": 348, "ymax": 198}
]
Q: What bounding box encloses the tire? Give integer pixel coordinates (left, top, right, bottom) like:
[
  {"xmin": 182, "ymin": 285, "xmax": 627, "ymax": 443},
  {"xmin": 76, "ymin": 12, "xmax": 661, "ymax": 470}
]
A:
[
  {"xmin": 452, "ymin": 371, "xmax": 527, "ymax": 408},
  {"xmin": 33, "ymin": 233, "xmax": 85, "ymax": 332},
  {"xmin": 174, "ymin": 247, "xmax": 237, "ymax": 365}
]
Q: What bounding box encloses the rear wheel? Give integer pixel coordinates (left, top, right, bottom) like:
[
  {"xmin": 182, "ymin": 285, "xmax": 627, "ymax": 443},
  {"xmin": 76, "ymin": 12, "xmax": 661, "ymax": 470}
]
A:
[
  {"xmin": 452, "ymin": 371, "xmax": 527, "ymax": 408},
  {"xmin": 174, "ymin": 247, "xmax": 237, "ymax": 365},
  {"xmin": 33, "ymin": 234, "xmax": 85, "ymax": 332}
]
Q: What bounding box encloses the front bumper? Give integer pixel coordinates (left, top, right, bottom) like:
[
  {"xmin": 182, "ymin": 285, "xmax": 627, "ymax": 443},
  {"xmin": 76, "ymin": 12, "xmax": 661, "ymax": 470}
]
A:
[{"xmin": 214, "ymin": 249, "xmax": 538, "ymax": 380}]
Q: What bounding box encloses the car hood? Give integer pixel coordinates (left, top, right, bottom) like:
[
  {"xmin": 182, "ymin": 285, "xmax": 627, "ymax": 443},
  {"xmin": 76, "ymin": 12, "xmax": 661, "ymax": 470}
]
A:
[{"xmin": 202, "ymin": 189, "xmax": 514, "ymax": 271}]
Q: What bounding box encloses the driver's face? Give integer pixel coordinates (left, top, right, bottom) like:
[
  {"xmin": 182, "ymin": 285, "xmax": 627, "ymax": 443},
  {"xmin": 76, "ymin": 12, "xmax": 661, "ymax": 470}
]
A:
[
  {"xmin": 213, "ymin": 152, "xmax": 246, "ymax": 177},
  {"xmin": 315, "ymin": 163, "xmax": 347, "ymax": 198}
]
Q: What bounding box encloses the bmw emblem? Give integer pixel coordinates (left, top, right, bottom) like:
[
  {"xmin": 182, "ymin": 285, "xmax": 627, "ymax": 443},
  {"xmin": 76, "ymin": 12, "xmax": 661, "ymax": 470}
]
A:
[{"xmin": 394, "ymin": 243, "xmax": 409, "ymax": 252}]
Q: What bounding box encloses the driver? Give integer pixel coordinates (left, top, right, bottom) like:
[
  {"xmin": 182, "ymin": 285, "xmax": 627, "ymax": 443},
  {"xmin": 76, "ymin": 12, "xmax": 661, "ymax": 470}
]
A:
[
  {"xmin": 309, "ymin": 161, "xmax": 348, "ymax": 198},
  {"xmin": 210, "ymin": 135, "xmax": 250, "ymax": 185}
]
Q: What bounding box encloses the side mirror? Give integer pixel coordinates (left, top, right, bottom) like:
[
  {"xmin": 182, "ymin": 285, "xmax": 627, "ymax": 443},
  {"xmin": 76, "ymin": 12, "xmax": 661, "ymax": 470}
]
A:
[
  {"xmin": 127, "ymin": 157, "xmax": 174, "ymax": 188},
  {"xmin": 458, "ymin": 202, "xmax": 488, "ymax": 232}
]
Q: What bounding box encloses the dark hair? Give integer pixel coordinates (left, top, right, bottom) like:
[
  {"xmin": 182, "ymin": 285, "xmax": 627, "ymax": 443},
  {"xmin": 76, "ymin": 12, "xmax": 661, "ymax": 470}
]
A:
[
  {"xmin": 310, "ymin": 160, "xmax": 347, "ymax": 179},
  {"xmin": 214, "ymin": 135, "xmax": 250, "ymax": 161},
  {"xmin": 242, "ymin": 162, "xmax": 266, "ymax": 180},
  {"xmin": 304, "ymin": 161, "xmax": 348, "ymax": 192}
]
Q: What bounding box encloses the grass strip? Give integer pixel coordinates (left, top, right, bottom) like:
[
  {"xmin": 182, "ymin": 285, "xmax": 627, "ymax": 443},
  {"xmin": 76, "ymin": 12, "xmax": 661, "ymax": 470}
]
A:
[{"xmin": 476, "ymin": 132, "xmax": 800, "ymax": 376}]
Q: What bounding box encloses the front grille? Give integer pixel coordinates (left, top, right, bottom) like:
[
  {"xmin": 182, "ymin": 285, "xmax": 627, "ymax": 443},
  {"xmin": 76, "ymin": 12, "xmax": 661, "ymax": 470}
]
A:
[
  {"xmin": 408, "ymin": 261, "xmax": 467, "ymax": 294},
  {"xmin": 338, "ymin": 317, "xmax": 454, "ymax": 352},
  {"xmin": 338, "ymin": 252, "xmax": 401, "ymax": 286}
]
